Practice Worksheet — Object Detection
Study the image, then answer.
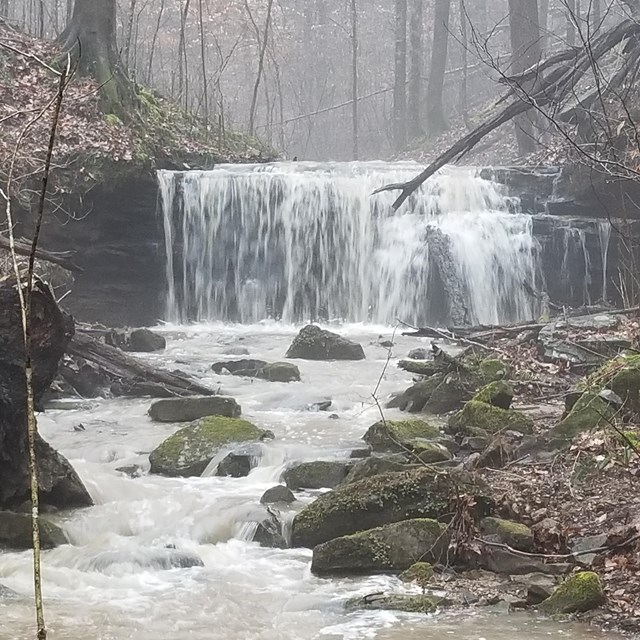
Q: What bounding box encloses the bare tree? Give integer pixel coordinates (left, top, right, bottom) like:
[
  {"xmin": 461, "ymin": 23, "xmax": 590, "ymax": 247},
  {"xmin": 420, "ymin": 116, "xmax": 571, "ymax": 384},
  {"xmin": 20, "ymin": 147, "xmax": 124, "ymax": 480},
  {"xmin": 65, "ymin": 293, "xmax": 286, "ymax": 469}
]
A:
[
  {"xmin": 393, "ymin": 0, "xmax": 408, "ymax": 150},
  {"xmin": 0, "ymin": 0, "xmax": 9, "ymax": 18},
  {"xmin": 248, "ymin": 0, "xmax": 275, "ymax": 135},
  {"xmin": 408, "ymin": 0, "xmax": 424, "ymax": 140},
  {"xmin": 426, "ymin": 0, "xmax": 452, "ymax": 136}
]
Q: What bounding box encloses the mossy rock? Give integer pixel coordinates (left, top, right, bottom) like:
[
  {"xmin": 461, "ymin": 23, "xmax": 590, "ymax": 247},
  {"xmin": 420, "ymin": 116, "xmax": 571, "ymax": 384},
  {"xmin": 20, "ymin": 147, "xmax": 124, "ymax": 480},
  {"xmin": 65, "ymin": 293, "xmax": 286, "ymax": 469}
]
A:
[
  {"xmin": 285, "ymin": 325, "xmax": 365, "ymax": 360},
  {"xmin": 448, "ymin": 400, "xmax": 534, "ymax": 436},
  {"xmin": 413, "ymin": 440, "xmax": 452, "ymax": 463},
  {"xmin": 397, "ymin": 360, "xmax": 441, "ymax": 376},
  {"xmin": 473, "ymin": 381, "xmax": 514, "ymax": 410},
  {"xmin": 386, "ymin": 376, "xmax": 444, "ymax": 412},
  {"xmin": 549, "ymin": 393, "xmax": 615, "ymax": 442},
  {"xmin": 283, "ymin": 461, "xmax": 350, "ymax": 490},
  {"xmin": 149, "ymin": 416, "xmax": 273, "ymax": 477},
  {"xmin": 478, "ymin": 358, "xmax": 511, "ymax": 383},
  {"xmin": 363, "ymin": 419, "xmax": 441, "ymax": 453},
  {"xmin": 539, "ymin": 571, "xmax": 605, "ymax": 614},
  {"xmin": 425, "ymin": 375, "xmax": 468, "ymax": 413},
  {"xmin": 480, "ymin": 517, "xmax": 534, "ymax": 551},
  {"xmin": 291, "ymin": 468, "xmax": 491, "ymax": 548},
  {"xmin": 311, "ymin": 519, "xmax": 447, "ymax": 575},
  {"xmin": 399, "ymin": 561, "xmax": 434, "ymax": 588},
  {"xmin": 343, "ymin": 456, "xmax": 416, "ymax": 484},
  {"xmin": 345, "ymin": 593, "xmax": 444, "ymax": 613}
]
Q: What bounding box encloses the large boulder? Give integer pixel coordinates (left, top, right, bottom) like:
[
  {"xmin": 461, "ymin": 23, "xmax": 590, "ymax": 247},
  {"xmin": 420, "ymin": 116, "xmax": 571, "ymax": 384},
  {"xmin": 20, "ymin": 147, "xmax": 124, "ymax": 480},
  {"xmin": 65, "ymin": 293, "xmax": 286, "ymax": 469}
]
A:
[
  {"xmin": 212, "ymin": 359, "xmax": 300, "ymax": 382},
  {"xmin": 386, "ymin": 378, "xmax": 443, "ymax": 412},
  {"xmin": 260, "ymin": 485, "xmax": 296, "ymax": 504},
  {"xmin": 448, "ymin": 400, "xmax": 534, "ymax": 436},
  {"xmin": 425, "ymin": 375, "xmax": 468, "ymax": 413},
  {"xmin": 291, "ymin": 468, "xmax": 491, "ymax": 548},
  {"xmin": 480, "ymin": 517, "xmax": 534, "ymax": 552},
  {"xmin": 80, "ymin": 548, "xmax": 204, "ymax": 572},
  {"xmin": 148, "ymin": 396, "xmax": 241, "ymax": 423},
  {"xmin": 311, "ymin": 519, "xmax": 447, "ymax": 575},
  {"xmin": 473, "ymin": 381, "xmax": 514, "ymax": 410},
  {"xmin": 0, "ymin": 512, "xmax": 67, "ymax": 550},
  {"xmin": 547, "ymin": 393, "xmax": 615, "ymax": 443},
  {"xmin": 283, "ymin": 461, "xmax": 351, "ymax": 490},
  {"xmin": 215, "ymin": 444, "xmax": 263, "ymax": 478},
  {"xmin": 129, "ymin": 328, "xmax": 166, "ymax": 352},
  {"xmin": 362, "ymin": 419, "xmax": 440, "ymax": 453},
  {"xmin": 285, "ymin": 325, "xmax": 365, "ymax": 361},
  {"xmin": 539, "ymin": 572, "xmax": 605, "ymax": 614},
  {"xmin": 343, "ymin": 456, "xmax": 415, "ymax": 484},
  {"xmin": 149, "ymin": 416, "xmax": 273, "ymax": 477}
]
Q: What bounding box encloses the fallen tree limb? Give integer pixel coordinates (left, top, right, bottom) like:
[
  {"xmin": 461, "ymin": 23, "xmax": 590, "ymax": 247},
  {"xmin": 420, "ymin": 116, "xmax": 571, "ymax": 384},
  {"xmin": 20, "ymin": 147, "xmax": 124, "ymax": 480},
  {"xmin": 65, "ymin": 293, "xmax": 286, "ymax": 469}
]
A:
[{"xmin": 0, "ymin": 234, "xmax": 83, "ymax": 273}]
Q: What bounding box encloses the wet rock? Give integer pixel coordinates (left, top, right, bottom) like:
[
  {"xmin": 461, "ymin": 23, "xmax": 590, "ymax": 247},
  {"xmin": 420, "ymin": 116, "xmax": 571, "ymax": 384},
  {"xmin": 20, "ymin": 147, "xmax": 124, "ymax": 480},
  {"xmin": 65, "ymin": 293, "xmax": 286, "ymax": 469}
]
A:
[
  {"xmin": 408, "ymin": 348, "xmax": 430, "ymax": 360},
  {"xmin": 285, "ymin": 325, "xmax": 365, "ymax": 361},
  {"xmin": 448, "ymin": 401, "xmax": 534, "ymax": 436},
  {"xmin": 291, "ymin": 468, "xmax": 491, "ymax": 548},
  {"xmin": 311, "ymin": 519, "xmax": 447, "ymax": 575},
  {"xmin": 379, "ymin": 340, "xmax": 394, "ymax": 348},
  {"xmin": 129, "ymin": 328, "xmax": 166, "ymax": 352},
  {"xmin": 362, "ymin": 419, "xmax": 441, "ymax": 453},
  {"xmin": 473, "ymin": 381, "xmax": 514, "ymax": 410},
  {"xmin": 547, "ymin": 393, "xmax": 614, "ymax": 442},
  {"xmin": 215, "ymin": 444, "xmax": 261, "ymax": 478},
  {"xmin": 539, "ymin": 571, "xmax": 605, "ymax": 614},
  {"xmin": 343, "ymin": 455, "xmax": 414, "ymax": 484},
  {"xmin": 480, "ymin": 517, "xmax": 534, "ymax": 552},
  {"xmin": 349, "ymin": 447, "xmax": 371, "ymax": 459},
  {"xmin": 212, "ymin": 359, "xmax": 301, "ymax": 382},
  {"xmin": 149, "ymin": 416, "xmax": 273, "ymax": 477},
  {"xmin": 425, "ymin": 375, "xmax": 468, "ymax": 413},
  {"xmin": 224, "ymin": 346, "xmax": 250, "ymax": 356},
  {"xmin": 397, "ymin": 360, "xmax": 441, "ymax": 376},
  {"xmin": 260, "ymin": 485, "xmax": 296, "ymax": 505},
  {"xmin": 84, "ymin": 548, "xmax": 204, "ymax": 572},
  {"xmin": 307, "ymin": 400, "xmax": 333, "ymax": 412},
  {"xmin": 512, "ymin": 573, "xmax": 557, "ymax": 605},
  {"xmin": 115, "ymin": 465, "xmax": 144, "ymax": 478},
  {"xmin": 253, "ymin": 509, "xmax": 287, "ymax": 548},
  {"xmin": 0, "ymin": 511, "xmax": 67, "ymax": 550},
  {"xmin": 345, "ymin": 592, "xmax": 444, "ymax": 613},
  {"xmin": 148, "ymin": 396, "xmax": 241, "ymax": 423},
  {"xmin": 386, "ymin": 377, "xmax": 443, "ymax": 412},
  {"xmin": 283, "ymin": 461, "xmax": 351, "ymax": 490},
  {"xmin": 59, "ymin": 360, "xmax": 110, "ymax": 398}
]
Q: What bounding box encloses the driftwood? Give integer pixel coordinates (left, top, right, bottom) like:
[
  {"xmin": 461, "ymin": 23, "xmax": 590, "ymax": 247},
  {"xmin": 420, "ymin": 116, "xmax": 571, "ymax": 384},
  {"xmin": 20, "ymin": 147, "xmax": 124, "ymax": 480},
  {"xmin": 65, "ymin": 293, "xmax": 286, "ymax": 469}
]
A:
[
  {"xmin": 0, "ymin": 235, "xmax": 83, "ymax": 273},
  {"xmin": 66, "ymin": 331, "xmax": 214, "ymax": 398},
  {"xmin": 374, "ymin": 18, "xmax": 640, "ymax": 210},
  {"xmin": 0, "ymin": 278, "xmax": 92, "ymax": 509}
]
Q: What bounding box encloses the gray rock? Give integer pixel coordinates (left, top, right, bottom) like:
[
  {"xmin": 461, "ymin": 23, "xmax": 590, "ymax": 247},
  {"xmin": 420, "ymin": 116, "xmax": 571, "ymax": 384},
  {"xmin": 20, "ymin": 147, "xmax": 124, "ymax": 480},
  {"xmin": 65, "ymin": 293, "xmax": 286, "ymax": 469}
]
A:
[
  {"xmin": 571, "ymin": 534, "xmax": 608, "ymax": 567},
  {"xmin": 312, "ymin": 519, "xmax": 447, "ymax": 575},
  {"xmin": 212, "ymin": 359, "xmax": 301, "ymax": 382},
  {"xmin": 212, "ymin": 359, "xmax": 268, "ymax": 375},
  {"xmin": 225, "ymin": 346, "xmax": 250, "ymax": 356},
  {"xmin": 343, "ymin": 456, "xmax": 414, "ymax": 484},
  {"xmin": 408, "ymin": 348, "xmax": 430, "ymax": 360},
  {"xmin": 307, "ymin": 400, "xmax": 333, "ymax": 412},
  {"xmin": 480, "ymin": 517, "xmax": 534, "ymax": 551},
  {"xmin": 260, "ymin": 485, "xmax": 296, "ymax": 504},
  {"xmin": 115, "ymin": 465, "xmax": 144, "ymax": 478},
  {"xmin": 0, "ymin": 511, "xmax": 67, "ymax": 550},
  {"xmin": 252, "ymin": 509, "xmax": 287, "ymax": 548},
  {"xmin": 512, "ymin": 573, "xmax": 557, "ymax": 605},
  {"xmin": 83, "ymin": 548, "xmax": 204, "ymax": 572},
  {"xmin": 349, "ymin": 448, "xmax": 371, "ymax": 459},
  {"xmin": 481, "ymin": 548, "xmax": 568, "ymax": 575},
  {"xmin": 283, "ymin": 461, "xmax": 351, "ymax": 490},
  {"xmin": 362, "ymin": 418, "xmax": 440, "ymax": 453},
  {"xmin": 260, "ymin": 362, "xmax": 301, "ymax": 383},
  {"xmin": 129, "ymin": 328, "xmax": 166, "ymax": 352},
  {"xmin": 215, "ymin": 443, "xmax": 263, "ymax": 478},
  {"xmin": 148, "ymin": 396, "xmax": 241, "ymax": 423},
  {"xmin": 285, "ymin": 325, "xmax": 365, "ymax": 361}
]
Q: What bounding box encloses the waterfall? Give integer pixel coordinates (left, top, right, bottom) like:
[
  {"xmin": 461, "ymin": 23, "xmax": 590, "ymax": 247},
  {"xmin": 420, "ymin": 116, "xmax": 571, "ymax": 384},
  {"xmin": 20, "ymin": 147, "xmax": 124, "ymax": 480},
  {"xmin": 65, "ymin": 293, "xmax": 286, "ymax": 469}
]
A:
[
  {"xmin": 598, "ymin": 220, "xmax": 612, "ymax": 303},
  {"xmin": 158, "ymin": 162, "xmax": 542, "ymax": 326}
]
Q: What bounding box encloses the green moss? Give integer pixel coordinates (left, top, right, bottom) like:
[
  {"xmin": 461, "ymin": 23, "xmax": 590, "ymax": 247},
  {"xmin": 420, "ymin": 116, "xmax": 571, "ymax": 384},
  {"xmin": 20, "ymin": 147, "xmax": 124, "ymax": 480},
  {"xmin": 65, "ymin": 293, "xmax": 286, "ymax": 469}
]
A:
[
  {"xmin": 551, "ymin": 393, "xmax": 615, "ymax": 441},
  {"xmin": 413, "ymin": 440, "xmax": 452, "ymax": 463},
  {"xmin": 387, "ymin": 419, "xmax": 441, "ymax": 440},
  {"xmin": 481, "ymin": 517, "xmax": 533, "ymax": 551},
  {"xmin": 540, "ymin": 572, "xmax": 605, "ymax": 614},
  {"xmin": 478, "ymin": 358, "xmax": 511, "ymax": 383},
  {"xmin": 473, "ymin": 381, "xmax": 514, "ymax": 408},
  {"xmin": 345, "ymin": 593, "xmax": 443, "ymax": 613},
  {"xmin": 398, "ymin": 360, "xmax": 441, "ymax": 376},
  {"xmin": 399, "ymin": 562, "xmax": 434, "ymax": 589},
  {"xmin": 104, "ymin": 113, "xmax": 123, "ymax": 126},
  {"xmin": 425, "ymin": 376, "xmax": 467, "ymax": 413},
  {"xmin": 363, "ymin": 419, "xmax": 441, "ymax": 453},
  {"xmin": 448, "ymin": 400, "xmax": 534, "ymax": 436}
]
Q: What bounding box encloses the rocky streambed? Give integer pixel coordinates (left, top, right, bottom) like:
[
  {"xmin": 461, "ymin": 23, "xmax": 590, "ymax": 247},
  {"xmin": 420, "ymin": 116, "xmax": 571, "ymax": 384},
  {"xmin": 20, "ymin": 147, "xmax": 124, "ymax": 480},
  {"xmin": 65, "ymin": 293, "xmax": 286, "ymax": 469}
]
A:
[{"xmin": 0, "ymin": 320, "xmax": 635, "ymax": 640}]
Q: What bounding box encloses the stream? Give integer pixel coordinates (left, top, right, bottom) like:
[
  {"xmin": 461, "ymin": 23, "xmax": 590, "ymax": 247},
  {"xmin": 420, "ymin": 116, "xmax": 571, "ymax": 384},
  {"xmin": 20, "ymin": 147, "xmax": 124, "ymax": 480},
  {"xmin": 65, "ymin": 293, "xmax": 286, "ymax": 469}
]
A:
[{"xmin": 0, "ymin": 323, "xmax": 622, "ymax": 639}]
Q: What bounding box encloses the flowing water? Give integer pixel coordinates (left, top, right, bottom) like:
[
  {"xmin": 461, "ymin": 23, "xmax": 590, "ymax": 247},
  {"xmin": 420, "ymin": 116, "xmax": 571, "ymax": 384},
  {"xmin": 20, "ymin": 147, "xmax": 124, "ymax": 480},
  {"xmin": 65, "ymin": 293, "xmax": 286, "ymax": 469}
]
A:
[
  {"xmin": 0, "ymin": 325, "xmax": 621, "ymax": 640},
  {"xmin": 158, "ymin": 163, "xmax": 542, "ymax": 326}
]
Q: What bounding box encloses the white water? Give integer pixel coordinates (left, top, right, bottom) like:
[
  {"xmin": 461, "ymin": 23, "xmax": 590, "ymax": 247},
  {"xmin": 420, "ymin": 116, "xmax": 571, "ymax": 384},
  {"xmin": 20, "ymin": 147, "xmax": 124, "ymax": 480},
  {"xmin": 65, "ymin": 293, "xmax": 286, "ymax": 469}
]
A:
[
  {"xmin": 0, "ymin": 325, "xmax": 617, "ymax": 640},
  {"xmin": 159, "ymin": 163, "xmax": 541, "ymax": 326}
]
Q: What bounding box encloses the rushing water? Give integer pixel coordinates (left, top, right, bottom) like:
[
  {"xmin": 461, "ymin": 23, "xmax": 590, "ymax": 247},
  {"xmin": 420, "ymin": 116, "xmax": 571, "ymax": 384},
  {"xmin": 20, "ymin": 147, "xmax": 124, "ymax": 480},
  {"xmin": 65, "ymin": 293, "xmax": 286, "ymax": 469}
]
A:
[
  {"xmin": 0, "ymin": 325, "xmax": 619, "ymax": 640},
  {"xmin": 158, "ymin": 163, "xmax": 542, "ymax": 326}
]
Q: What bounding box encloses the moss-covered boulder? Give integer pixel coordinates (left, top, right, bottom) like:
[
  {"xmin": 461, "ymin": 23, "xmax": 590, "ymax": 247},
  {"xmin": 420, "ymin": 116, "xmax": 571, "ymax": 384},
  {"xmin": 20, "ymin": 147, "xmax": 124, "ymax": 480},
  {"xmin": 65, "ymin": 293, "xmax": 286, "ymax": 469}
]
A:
[
  {"xmin": 0, "ymin": 512, "xmax": 67, "ymax": 550},
  {"xmin": 311, "ymin": 519, "xmax": 447, "ymax": 575},
  {"xmin": 345, "ymin": 593, "xmax": 444, "ymax": 613},
  {"xmin": 477, "ymin": 358, "xmax": 511, "ymax": 383},
  {"xmin": 362, "ymin": 419, "xmax": 441, "ymax": 453},
  {"xmin": 425, "ymin": 375, "xmax": 468, "ymax": 413},
  {"xmin": 399, "ymin": 561, "xmax": 434, "ymax": 588},
  {"xmin": 343, "ymin": 456, "xmax": 415, "ymax": 484},
  {"xmin": 291, "ymin": 468, "xmax": 490, "ymax": 548},
  {"xmin": 480, "ymin": 517, "xmax": 534, "ymax": 551},
  {"xmin": 283, "ymin": 461, "xmax": 351, "ymax": 490},
  {"xmin": 548, "ymin": 393, "xmax": 615, "ymax": 442},
  {"xmin": 397, "ymin": 360, "xmax": 441, "ymax": 376},
  {"xmin": 414, "ymin": 441, "xmax": 452, "ymax": 463},
  {"xmin": 285, "ymin": 325, "xmax": 365, "ymax": 360},
  {"xmin": 148, "ymin": 396, "xmax": 241, "ymax": 423},
  {"xmin": 539, "ymin": 572, "xmax": 605, "ymax": 614},
  {"xmin": 448, "ymin": 400, "xmax": 534, "ymax": 436},
  {"xmin": 591, "ymin": 354, "xmax": 640, "ymax": 410},
  {"xmin": 149, "ymin": 416, "xmax": 274, "ymax": 477},
  {"xmin": 386, "ymin": 377, "xmax": 444, "ymax": 412},
  {"xmin": 473, "ymin": 381, "xmax": 514, "ymax": 410}
]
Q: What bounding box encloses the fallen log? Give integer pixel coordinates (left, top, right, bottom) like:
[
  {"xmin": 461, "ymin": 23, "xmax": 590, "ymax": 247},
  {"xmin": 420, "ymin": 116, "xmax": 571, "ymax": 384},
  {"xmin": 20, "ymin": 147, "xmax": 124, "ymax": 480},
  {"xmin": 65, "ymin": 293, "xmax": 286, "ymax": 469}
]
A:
[
  {"xmin": 65, "ymin": 331, "xmax": 214, "ymax": 398},
  {"xmin": 0, "ymin": 277, "xmax": 92, "ymax": 509},
  {"xmin": 0, "ymin": 234, "xmax": 83, "ymax": 273}
]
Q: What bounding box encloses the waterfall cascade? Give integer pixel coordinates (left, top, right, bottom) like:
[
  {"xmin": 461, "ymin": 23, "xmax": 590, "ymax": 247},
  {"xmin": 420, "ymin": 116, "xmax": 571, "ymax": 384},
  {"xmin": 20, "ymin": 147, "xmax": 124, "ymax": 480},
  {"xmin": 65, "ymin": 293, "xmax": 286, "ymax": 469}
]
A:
[{"xmin": 158, "ymin": 162, "xmax": 543, "ymax": 326}]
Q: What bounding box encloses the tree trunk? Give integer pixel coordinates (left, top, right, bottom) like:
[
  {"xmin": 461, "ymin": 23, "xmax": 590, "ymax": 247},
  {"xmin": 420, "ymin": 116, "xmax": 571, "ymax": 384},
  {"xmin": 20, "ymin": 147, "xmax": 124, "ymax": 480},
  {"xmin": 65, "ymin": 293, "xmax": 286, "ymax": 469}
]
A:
[
  {"xmin": 0, "ymin": 279, "xmax": 92, "ymax": 510},
  {"xmin": 0, "ymin": 0, "xmax": 9, "ymax": 18},
  {"xmin": 566, "ymin": 0, "xmax": 577, "ymax": 46},
  {"xmin": 508, "ymin": 0, "xmax": 541, "ymax": 155},
  {"xmin": 426, "ymin": 0, "xmax": 452, "ymax": 137},
  {"xmin": 408, "ymin": 0, "xmax": 424, "ymax": 140},
  {"xmin": 350, "ymin": 0, "xmax": 359, "ymax": 159},
  {"xmin": 58, "ymin": 0, "xmax": 135, "ymax": 117},
  {"xmin": 248, "ymin": 0, "xmax": 275, "ymax": 135},
  {"xmin": 393, "ymin": 0, "xmax": 408, "ymax": 150},
  {"xmin": 539, "ymin": 0, "xmax": 549, "ymax": 52}
]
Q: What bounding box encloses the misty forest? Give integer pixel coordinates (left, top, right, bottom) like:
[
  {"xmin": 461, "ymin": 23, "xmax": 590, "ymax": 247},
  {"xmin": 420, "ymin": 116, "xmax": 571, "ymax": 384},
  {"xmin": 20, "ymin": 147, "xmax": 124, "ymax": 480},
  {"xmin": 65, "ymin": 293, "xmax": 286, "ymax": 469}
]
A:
[{"xmin": 4, "ymin": 0, "xmax": 640, "ymax": 638}]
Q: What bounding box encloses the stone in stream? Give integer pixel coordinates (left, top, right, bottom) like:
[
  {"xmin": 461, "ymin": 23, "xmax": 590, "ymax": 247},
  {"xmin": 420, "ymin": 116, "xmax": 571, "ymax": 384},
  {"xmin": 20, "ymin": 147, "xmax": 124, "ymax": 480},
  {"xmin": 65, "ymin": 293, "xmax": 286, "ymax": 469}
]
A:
[
  {"xmin": 345, "ymin": 593, "xmax": 445, "ymax": 614},
  {"xmin": 285, "ymin": 325, "xmax": 365, "ymax": 361},
  {"xmin": 291, "ymin": 468, "xmax": 492, "ymax": 548},
  {"xmin": 215, "ymin": 444, "xmax": 263, "ymax": 478},
  {"xmin": 252, "ymin": 509, "xmax": 288, "ymax": 549},
  {"xmin": 148, "ymin": 396, "xmax": 241, "ymax": 423},
  {"xmin": 311, "ymin": 519, "xmax": 447, "ymax": 575},
  {"xmin": 408, "ymin": 348, "xmax": 430, "ymax": 360},
  {"xmin": 212, "ymin": 359, "xmax": 301, "ymax": 383},
  {"xmin": 149, "ymin": 416, "xmax": 274, "ymax": 477},
  {"xmin": 539, "ymin": 572, "xmax": 605, "ymax": 614},
  {"xmin": 0, "ymin": 512, "xmax": 67, "ymax": 550},
  {"xmin": 260, "ymin": 485, "xmax": 296, "ymax": 505},
  {"xmin": 83, "ymin": 548, "xmax": 204, "ymax": 572},
  {"xmin": 128, "ymin": 328, "xmax": 167, "ymax": 352},
  {"xmin": 224, "ymin": 346, "xmax": 250, "ymax": 356},
  {"xmin": 283, "ymin": 461, "xmax": 351, "ymax": 490}
]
